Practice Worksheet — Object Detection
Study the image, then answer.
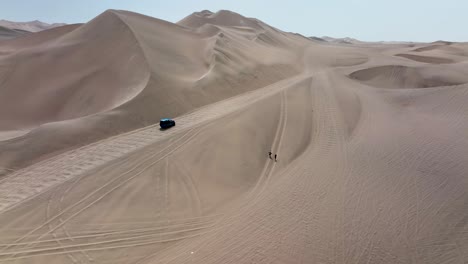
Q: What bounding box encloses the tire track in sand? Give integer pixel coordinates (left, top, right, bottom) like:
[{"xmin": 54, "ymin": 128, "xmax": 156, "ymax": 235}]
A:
[
  {"xmin": 0, "ymin": 226, "xmax": 216, "ymax": 262},
  {"xmin": 0, "ymin": 129, "xmax": 201, "ymax": 259},
  {"xmin": 151, "ymin": 89, "xmax": 293, "ymax": 264},
  {"xmin": 0, "ymin": 74, "xmax": 305, "ymax": 215},
  {"xmin": 174, "ymin": 161, "xmax": 203, "ymax": 217},
  {"xmin": 0, "ymin": 218, "xmax": 219, "ymax": 248},
  {"xmin": 247, "ymin": 90, "xmax": 288, "ymax": 201},
  {"xmin": 146, "ymin": 77, "xmax": 318, "ymax": 264},
  {"xmin": 55, "ymin": 175, "xmax": 94, "ymax": 263},
  {"xmin": 46, "ymin": 180, "xmax": 82, "ymax": 264}
]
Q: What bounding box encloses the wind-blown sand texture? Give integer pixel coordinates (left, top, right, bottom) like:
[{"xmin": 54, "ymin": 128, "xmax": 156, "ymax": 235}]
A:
[{"xmin": 0, "ymin": 9, "xmax": 468, "ymax": 264}]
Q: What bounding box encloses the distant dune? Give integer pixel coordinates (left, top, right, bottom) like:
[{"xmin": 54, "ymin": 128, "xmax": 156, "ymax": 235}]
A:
[
  {"xmin": 395, "ymin": 53, "xmax": 454, "ymax": 64},
  {"xmin": 1, "ymin": 9, "xmax": 468, "ymax": 264},
  {"xmin": 178, "ymin": 9, "xmax": 266, "ymax": 30},
  {"xmin": 309, "ymin": 36, "xmax": 327, "ymax": 42},
  {"xmin": 0, "ymin": 19, "xmax": 66, "ymax": 32},
  {"xmin": 349, "ymin": 65, "xmax": 467, "ymax": 88},
  {"xmin": 0, "ymin": 25, "xmax": 29, "ymax": 40}
]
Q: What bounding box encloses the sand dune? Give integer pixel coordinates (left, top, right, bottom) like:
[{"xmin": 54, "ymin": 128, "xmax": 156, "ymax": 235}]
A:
[
  {"xmin": 0, "ymin": 19, "xmax": 66, "ymax": 33},
  {"xmin": 414, "ymin": 44, "xmax": 455, "ymax": 52},
  {"xmin": 0, "ymin": 26, "xmax": 29, "ymax": 40},
  {"xmin": 178, "ymin": 10, "xmax": 266, "ymax": 31},
  {"xmin": 395, "ymin": 54, "xmax": 454, "ymax": 64},
  {"xmin": 1, "ymin": 9, "xmax": 468, "ymax": 264},
  {"xmin": 0, "ymin": 12, "xmax": 149, "ymax": 130},
  {"xmin": 395, "ymin": 53, "xmax": 455, "ymax": 64},
  {"xmin": 349, "ymin": 65, "xmax": 468, "ymax": 88}
]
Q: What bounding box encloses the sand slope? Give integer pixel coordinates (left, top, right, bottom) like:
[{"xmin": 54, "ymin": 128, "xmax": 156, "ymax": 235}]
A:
[{"xmin": 0, "ymin": 9, "xmax": 468, "ymax": 264}]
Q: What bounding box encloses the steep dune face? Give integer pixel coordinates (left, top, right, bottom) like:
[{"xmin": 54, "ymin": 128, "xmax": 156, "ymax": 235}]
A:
[
  {"xmin": 113, "ymin": 11, "xmax": 211, "ymax": 81},
  {"xmin": 112, "ymin": 9, "xmax": 301, "ymax": 122},
  {"xmin": 0, "ymin": 11, "xmax": 150, "ymax": 130}
]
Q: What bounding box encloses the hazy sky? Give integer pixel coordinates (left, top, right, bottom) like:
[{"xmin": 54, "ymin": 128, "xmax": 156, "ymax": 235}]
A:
[{"xmin": 0, "ymin": 0, "xmax": 466, "ymax": 42}]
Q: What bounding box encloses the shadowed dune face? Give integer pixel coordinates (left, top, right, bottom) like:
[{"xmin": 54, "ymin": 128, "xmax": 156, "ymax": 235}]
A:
[
  {"xmin": 395, "ymin": 53, "xmax": 454, "ymax": 64},
  {"xmin": 349, "ymin": 65, "xmax": 466, "ymax": 89},
  {"xmin": 0, "ymin": 26, "xmax": 29, "ymax": 40}
]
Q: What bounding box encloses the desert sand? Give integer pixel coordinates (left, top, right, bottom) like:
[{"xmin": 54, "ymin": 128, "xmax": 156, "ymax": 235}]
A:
[{"xmin": 0, "ymin": 9, "xmax": 468, "ymax": 264}]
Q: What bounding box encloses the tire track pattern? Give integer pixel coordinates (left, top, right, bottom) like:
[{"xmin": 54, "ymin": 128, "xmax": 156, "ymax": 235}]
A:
[
  {"xmin": 0, "ymin": 74, "xmax": 306, "ymax": 214},
  {"xmin": 249, "ymin": 90, "xmax": 288, "ymax": 199},
  {"xmin": 0, "ymin": 129, "xmax": 202, "ymax": 260}
]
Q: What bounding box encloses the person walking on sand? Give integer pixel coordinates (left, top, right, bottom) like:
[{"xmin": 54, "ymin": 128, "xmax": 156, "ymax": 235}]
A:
[
  {"xmin": 274, "ymin": 154, "xmax": 277, "ymax": 162},
  {"xmin": 268, "ymin": 151, "xmax": 272, "ymax": 159}
]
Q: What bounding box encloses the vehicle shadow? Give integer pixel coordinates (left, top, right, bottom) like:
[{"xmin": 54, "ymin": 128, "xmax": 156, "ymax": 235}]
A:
[{"xmin": 159, "ymin": 127, "xmax": 175, "ymax": 131}]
